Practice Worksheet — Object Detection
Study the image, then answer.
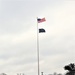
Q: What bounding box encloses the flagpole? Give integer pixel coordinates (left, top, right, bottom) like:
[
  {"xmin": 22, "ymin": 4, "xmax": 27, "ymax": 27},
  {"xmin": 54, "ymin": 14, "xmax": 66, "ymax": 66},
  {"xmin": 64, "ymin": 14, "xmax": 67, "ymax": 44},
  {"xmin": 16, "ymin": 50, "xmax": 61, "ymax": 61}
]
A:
[{"xmin": 37, "ymin": 17, "xmax": 40, "ymax": 75}]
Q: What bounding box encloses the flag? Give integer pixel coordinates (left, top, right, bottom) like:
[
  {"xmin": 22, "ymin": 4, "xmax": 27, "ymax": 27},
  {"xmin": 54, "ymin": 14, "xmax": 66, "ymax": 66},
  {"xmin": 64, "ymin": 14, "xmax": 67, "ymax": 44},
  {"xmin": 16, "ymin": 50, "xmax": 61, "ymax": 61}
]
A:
[
  {"xmin": 37, "ymin": 18, "xmax": 46, "ymax": 23},
  {"xmin": 39, "ymin": 28, "xmax": 46, "ymax": 33}
]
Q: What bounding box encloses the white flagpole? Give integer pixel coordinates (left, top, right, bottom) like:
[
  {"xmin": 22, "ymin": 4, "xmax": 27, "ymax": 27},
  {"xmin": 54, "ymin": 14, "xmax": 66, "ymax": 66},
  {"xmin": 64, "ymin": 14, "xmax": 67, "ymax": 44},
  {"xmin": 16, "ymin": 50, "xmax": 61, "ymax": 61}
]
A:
[{"xmin": 37, "ymin": 17, "xmax": 40, "ymax": 75}]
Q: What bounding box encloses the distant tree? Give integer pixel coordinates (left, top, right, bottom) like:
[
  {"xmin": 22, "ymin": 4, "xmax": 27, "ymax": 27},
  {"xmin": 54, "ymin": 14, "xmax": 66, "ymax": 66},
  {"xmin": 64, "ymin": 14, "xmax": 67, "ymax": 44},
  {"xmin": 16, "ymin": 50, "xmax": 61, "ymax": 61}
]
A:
[
  {"xmin": 0, "ymin": 73, "xmax": 7, "ymax": 75},
  {"xmin": 53, "ymin": 72, "xmax": 57, "ymax": 75},
  {"xmin": 64, "ymin": 63, "xmax": 75, "ymax": 75},
  {"xmin": 57, "ymin": 73, "xmax": 62, "ymax": 75}
]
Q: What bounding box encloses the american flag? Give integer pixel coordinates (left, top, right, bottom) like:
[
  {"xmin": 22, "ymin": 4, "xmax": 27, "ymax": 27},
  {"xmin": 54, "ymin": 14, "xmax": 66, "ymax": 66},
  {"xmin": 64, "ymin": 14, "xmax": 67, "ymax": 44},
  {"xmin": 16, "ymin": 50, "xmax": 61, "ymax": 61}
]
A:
[{"xmin": 37, "ymin": 18, "xmax": 46, "ymax": 23}]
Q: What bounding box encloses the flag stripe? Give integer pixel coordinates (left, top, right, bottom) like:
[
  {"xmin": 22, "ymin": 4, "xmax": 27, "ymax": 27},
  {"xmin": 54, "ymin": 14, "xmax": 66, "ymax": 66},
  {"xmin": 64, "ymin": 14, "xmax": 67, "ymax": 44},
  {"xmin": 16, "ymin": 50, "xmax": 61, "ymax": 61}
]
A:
[{"xmin": 37, "ymin": 18, "xmax": 46, "ymax": 23}]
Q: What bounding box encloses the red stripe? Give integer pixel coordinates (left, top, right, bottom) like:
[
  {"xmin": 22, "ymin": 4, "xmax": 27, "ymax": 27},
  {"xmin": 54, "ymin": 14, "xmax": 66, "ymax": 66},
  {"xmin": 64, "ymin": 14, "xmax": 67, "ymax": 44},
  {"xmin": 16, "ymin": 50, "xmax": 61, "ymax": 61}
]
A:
[{"xmin": 38, "ymin": 18, "xmax": 46, "ymax": 23}]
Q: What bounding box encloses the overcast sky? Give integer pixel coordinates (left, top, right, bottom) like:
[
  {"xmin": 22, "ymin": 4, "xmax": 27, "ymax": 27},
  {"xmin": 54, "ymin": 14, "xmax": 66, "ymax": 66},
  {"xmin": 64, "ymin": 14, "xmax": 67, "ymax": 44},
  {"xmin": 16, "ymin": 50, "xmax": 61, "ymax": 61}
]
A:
[{"xmin": 0, "ymin": 0, "xmax": 75, "ymax": 75}]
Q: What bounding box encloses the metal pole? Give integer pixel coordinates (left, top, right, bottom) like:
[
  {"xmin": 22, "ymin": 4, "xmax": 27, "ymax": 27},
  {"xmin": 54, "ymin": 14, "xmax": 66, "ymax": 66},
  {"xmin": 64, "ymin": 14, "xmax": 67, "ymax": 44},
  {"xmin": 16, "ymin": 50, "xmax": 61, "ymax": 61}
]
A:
[{"xmin": 37, "ymin": 17, "xmax": 40, "ymax": 75}]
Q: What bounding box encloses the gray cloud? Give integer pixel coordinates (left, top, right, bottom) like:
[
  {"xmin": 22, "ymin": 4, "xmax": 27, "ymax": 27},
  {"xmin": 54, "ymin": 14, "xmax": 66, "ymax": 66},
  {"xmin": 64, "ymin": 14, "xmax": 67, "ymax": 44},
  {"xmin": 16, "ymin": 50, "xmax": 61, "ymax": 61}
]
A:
[{"xmin": 0, "ymin": 1, "xmax": 75, "ymax": 75}]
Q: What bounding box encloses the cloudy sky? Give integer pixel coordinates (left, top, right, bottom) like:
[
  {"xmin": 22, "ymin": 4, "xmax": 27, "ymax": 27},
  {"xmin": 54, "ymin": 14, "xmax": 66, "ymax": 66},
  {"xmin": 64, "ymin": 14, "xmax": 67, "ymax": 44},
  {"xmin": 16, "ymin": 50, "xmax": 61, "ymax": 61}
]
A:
[{"xmin": 0, "ymin": 0, "xmax": 75, "ymax": 75}]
